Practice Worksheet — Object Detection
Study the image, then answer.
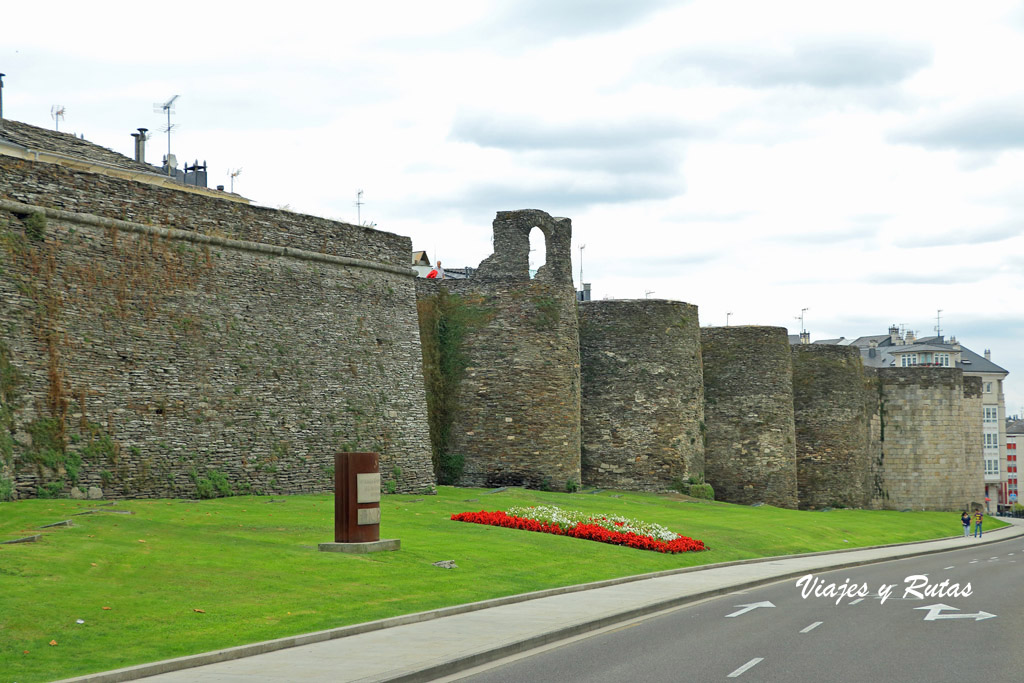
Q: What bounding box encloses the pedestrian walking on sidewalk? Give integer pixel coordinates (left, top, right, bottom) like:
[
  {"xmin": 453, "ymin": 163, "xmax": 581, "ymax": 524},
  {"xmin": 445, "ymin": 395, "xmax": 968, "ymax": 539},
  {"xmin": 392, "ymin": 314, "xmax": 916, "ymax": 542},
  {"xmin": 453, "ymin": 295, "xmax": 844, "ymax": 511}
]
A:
[
  {"xmin": 961, "ymin": 511, "xmax": 971, "ymax": 537},
  {"xmin": 973, "ymin": 510, "xmax": 983, "ymax": 538}
]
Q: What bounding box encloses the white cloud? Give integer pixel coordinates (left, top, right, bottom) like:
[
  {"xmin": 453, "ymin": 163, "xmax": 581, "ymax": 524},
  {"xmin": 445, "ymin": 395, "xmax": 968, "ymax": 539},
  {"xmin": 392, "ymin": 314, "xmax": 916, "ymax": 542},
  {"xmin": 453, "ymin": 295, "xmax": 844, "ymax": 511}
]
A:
[{"xmin": 3, "ymin": 0, "xmax": 1024, "ymax": 412}]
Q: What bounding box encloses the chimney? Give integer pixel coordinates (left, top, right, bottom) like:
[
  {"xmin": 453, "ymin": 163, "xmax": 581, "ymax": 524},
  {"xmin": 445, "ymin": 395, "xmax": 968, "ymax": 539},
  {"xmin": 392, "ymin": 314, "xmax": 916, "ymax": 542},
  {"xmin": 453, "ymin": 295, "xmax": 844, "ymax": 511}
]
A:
[
  {"xmin": 905, "ymin": 330, "xmax": 916, "ymax": 344},
  {"xmin": 800, "ymin": 331, "xmax": 810, "ymax": 344},
  {"xmin": 868, "ymin": 339, "xmax": 878, "ymax": 349},
  {"xmin": 889, "ymin": 324, "xmax": 900, "ymax": 344},
  {"xmin": 985, "ymin": 349, "xmax": 991, "ymax": 361},
  {"xmin": 131, "ymin": 128, "xmax": 148, "ymax": 163},
  {"xmin": 951, "ymin": 336, "xmax": 960, "ymax": 351}
]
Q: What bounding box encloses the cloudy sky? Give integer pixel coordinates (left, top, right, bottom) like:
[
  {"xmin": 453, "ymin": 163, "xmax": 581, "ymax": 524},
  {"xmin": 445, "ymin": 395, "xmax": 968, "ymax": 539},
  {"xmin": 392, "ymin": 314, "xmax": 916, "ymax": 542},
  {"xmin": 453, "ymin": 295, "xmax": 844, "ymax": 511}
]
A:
[{"xmin": 4, "ymin": 0, "xmax": 1023, "ymax": 414}]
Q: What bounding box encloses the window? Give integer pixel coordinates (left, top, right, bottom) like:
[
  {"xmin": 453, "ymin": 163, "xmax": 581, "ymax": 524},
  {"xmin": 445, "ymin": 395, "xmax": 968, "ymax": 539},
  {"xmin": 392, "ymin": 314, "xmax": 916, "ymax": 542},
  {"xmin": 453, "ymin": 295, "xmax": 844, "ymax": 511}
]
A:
[
  {"xmin": 935, "ymin": 353, "xmax": 950, "ymax": 367},
  {"xmin": 985, "ymin": 382, "xmax": 993, "ymax": 393},
  {"xmin": 984, "ymin": 406, "xmax": 998, "ymax": 423},
  {"xmin": 985, "ymin": 458, "xmax": 1000, "ymax": 476},
  {"xmin": 984, "ymin": 433, "xmax": 999, "ymax": 449},
  {"xmin": 900, "ymin": 354, "xmax": 918, "ymax": 367}
]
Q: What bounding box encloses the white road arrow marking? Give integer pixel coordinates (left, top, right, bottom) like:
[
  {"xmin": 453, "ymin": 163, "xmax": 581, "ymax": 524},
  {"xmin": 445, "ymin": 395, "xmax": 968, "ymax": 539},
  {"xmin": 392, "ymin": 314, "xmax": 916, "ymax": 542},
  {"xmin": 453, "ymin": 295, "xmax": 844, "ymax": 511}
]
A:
[
  {"xmin": 725, "ymin": 601, "xmax": 775, "ymax": 617},
  {"xmin": 915, "ymin": 604, "xmax": 997, "ymax": 621}
]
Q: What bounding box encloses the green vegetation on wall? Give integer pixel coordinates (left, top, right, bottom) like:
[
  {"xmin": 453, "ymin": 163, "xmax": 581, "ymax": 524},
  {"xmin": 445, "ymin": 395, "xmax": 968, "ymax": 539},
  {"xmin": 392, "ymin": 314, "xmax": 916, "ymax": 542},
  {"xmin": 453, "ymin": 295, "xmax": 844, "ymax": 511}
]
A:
[
  {"xmin": 417, "ymin": 288, "xmax": 492, "ymax": 484},
  {"xmin": 0, "ymin": 340, "xmax": 21, "ymax": 471}
]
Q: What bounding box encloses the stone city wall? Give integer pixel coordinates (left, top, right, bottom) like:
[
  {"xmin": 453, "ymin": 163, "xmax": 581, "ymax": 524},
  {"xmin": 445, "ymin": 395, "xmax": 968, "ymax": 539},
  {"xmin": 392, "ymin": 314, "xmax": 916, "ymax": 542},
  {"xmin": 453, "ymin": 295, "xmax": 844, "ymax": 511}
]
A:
[
  {"xmin": 791, "ymin": 344, "xmax": 873, "ymax": 509},
  {"xmin": 701, "ymin": 326, "xmax": 798, "ymax": 508},
  {"xmin": 579, "ymin": 299, "xmax": 704, "ymax": 491},
  {"xmin": 869, "ymin": 367, "xmax": 980, "ymax": 511},
  {"xmin": 415, "ymin": 210, "xmax": 581, "ymax": 490},
  {"xmin": 0, "ymin": 161, "xmax": 434, "ymax": 500},
  {"xmin": 962, "ymin": 375, "xmax": 985, "ymax": 508}
]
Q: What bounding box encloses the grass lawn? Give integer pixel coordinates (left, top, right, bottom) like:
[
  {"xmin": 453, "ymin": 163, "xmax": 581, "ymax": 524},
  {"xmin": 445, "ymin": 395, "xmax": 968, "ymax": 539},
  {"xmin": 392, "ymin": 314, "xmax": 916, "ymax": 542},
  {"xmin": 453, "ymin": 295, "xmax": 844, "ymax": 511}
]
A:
[{"xmin": 0, "ymin": 487, "xmax": 1007, "ymax": 682}]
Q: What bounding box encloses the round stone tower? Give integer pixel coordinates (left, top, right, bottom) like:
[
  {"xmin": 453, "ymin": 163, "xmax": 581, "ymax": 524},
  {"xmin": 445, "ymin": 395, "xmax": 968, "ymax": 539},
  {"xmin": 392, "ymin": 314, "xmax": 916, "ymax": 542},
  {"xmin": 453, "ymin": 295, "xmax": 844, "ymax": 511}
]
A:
[
  {"xmin": 791, "ymin": 344, "xmax": 872, "ymax": 509},
  {"xmin": 701, "ymin": 326, "xmax": 798, "ymax": 508},
  {"xmin": 579, "ymin": 299, "xmax": 704, "ymax": 490}
]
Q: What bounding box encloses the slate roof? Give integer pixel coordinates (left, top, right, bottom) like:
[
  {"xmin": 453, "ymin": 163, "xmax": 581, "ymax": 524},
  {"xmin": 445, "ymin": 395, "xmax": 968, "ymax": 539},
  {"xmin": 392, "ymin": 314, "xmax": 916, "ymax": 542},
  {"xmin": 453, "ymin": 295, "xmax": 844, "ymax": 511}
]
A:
[{"xmin": 817, "ymin": 331, "xmax": 1008, "ymax": 375}]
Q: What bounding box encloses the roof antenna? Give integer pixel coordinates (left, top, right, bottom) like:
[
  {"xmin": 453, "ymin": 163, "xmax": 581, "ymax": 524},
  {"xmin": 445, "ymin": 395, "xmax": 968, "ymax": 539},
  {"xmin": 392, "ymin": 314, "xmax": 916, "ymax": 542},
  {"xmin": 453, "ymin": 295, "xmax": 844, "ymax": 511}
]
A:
[
  {"xmin": 50, "ymin": 105, "xmax": 65, "ymax": 131},
  {"xmin": 934, "ymin": 309, "xmax": 943, "ymax": 339},
  {"xmin": 0, "ymin": 73, "xmax": 5, "ymax": 122},
  {"xmin": 228, "ymin": 168, "xmax": 242, "ymax": 193},
  {"xmin": 153, "ymin": 95, "xmax": 179, "ymax": 175},
  {"xmin": 355, "ymin": 189, "xmax": 364, "ymax": 225}
]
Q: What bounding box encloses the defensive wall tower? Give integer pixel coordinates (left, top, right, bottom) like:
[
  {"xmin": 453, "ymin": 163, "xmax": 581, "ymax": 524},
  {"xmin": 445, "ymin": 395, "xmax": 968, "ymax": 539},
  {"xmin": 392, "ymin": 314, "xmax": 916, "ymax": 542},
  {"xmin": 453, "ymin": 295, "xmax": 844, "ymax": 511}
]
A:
[
  {"xmin": 962, "ymin": 375, "xmax": 984, "ymax": 509},
  {"xmin": 579, "ymin": 299, "xmax": 704, "ymax": 491},
  {"xmin": 701, "ymin": 326, "xmax": 798, "ymax": 508},
  {"xmin": 791, "ymin": 344, "xmax": 872, "ymax": 509},
  {"xmin": 868, "ymin": 367, "xmax": 982, "ymax": 511},
  {"xmin": 416, "ymin": 210, "xmax": 581, "ymax": 489},
  {"xmin": 0, "ymin": 152, "xmax": 435, "ymax": 499}
]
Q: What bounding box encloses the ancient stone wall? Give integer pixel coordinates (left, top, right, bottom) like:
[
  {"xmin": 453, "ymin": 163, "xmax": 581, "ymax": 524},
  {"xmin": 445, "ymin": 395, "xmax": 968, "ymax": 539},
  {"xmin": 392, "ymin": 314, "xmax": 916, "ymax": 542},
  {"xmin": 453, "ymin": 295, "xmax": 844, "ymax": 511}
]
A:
[
  {"xmin": 962, "ymin": 376, "xmax": 985, "ymax": 508},
  {"xmin": 579, "ymin": 299, "xmax": 703, "ymax": 491},
  {"xmin": 701, "ymin": 326, "xmax": 798, "ymax": 508},
  {"xmin": 0, "ymin": 157, "xmax": 409, "ymax": 267},
  {"xmin": 869, "ymin": 367, "xmax": 980, "ymax": 511},
  {"xmin": 791, "ymin": 344, "xmax": 872, "ymax": 509},
  {"xmin": 0, "ymin": 162, "xmax": 434, "ymax": 500},
  {"xmin": 415, "ymin": 210, "xmax": 581, "ymax": 490}
]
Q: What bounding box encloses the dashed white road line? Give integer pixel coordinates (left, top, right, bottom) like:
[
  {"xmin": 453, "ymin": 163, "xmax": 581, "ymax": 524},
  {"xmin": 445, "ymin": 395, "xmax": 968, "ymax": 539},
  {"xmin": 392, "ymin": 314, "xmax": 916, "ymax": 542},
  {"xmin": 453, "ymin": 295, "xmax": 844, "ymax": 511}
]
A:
[
  {"xmin": 728, "ymin": 658, "xmax": 764, "ymax": 678},
  {"xmin": 800, "ymin": 621, "xmax": 823, "ymax": 633},
  {"xmin": 944, "ymin": 566, "xmax": 955, "ymax": 570},
  {"xmin": 970, "ymin": 560, "xmax": 979, "ymax": 564},
  {"xmin": 849, "ymin": 598, "xmax": 864, "ymax": 605}
]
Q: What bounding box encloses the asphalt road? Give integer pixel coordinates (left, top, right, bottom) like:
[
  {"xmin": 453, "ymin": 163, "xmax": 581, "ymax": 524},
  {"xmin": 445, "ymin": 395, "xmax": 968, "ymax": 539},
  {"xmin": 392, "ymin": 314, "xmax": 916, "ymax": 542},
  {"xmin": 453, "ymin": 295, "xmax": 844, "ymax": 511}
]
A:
[{"xmin": 452, "ymin": 536, "xmax": 1024, "ymax": 682}]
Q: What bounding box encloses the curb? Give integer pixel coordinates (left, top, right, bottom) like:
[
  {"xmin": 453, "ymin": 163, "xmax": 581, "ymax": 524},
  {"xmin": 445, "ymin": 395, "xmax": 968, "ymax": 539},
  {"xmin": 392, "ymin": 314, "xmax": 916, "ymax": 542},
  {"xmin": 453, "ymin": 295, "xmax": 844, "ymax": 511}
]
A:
[{"xmin": 57, "ymin": 523, "xmax": 1024, "ymax": 683}]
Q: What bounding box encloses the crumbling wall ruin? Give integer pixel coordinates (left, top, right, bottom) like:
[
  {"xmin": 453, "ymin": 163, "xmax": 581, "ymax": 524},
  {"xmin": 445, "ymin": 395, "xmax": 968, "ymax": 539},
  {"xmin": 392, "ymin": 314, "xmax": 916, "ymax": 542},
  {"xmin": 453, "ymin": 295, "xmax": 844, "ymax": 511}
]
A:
[{"xmin": 416, "ymin": 210, "xmax": 581, "ymax": 490}]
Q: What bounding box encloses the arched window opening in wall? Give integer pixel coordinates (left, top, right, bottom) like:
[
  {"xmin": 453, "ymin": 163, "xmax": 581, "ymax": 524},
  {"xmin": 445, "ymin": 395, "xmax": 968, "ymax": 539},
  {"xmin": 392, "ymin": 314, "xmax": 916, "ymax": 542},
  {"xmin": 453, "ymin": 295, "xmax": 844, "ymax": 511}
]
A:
[{"xmin": 528, "ymin": 226, "xmax": 546, "ymax": 279}]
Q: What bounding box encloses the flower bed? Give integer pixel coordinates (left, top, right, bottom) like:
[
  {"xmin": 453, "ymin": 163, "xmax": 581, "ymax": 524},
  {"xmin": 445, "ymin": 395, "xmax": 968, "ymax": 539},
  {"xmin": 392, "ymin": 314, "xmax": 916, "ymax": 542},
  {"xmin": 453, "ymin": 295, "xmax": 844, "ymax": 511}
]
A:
[{"xmin": 451, "ymin": 505, "xmax": 706, "ymax": 553}]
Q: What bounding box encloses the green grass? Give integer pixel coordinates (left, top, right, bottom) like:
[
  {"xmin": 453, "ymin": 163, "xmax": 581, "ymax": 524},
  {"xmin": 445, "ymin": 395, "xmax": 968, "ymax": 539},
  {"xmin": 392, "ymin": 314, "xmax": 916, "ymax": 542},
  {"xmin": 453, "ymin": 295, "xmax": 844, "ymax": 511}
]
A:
[{"xmin": 0, "ymin": 487, "xmax": 1007, "ymax": 682}]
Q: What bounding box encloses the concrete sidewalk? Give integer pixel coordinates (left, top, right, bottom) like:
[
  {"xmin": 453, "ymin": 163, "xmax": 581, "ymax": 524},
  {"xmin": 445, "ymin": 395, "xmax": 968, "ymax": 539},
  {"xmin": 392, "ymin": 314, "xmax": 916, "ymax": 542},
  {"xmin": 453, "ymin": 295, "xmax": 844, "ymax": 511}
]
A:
[{"xmin": 62, "ymin": 519, "xmax": 1024, "ymax": 683}]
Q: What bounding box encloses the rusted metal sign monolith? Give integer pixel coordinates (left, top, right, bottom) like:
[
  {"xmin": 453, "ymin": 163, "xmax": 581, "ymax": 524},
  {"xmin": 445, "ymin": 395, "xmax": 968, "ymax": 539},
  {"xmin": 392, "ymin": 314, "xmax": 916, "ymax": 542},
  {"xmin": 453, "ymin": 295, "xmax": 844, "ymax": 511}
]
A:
[
  {"xmin": 319, "ymin": 452, "xmax": 400, "ymax": 553},
  {"xmin": 335, "ymin": 452, "xmax": 381, "ymax": 543}
]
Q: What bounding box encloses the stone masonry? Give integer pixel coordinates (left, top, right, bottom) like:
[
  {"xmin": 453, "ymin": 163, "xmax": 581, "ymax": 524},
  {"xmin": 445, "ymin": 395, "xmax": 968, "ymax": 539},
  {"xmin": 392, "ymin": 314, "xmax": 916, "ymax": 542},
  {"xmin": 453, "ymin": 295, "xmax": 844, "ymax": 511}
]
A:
[
  {"xmin": 579, "ymin": 299, "xmax": 704, "ymax": 491},
  {"xmin": 0, "ymin": 157, "xmax": 434, "ymax": 499},
  {"xmin": 416, "ymin": 210, "xmax": 581, "ymax": 490},
  {"xmin": 702, "ymin": 326, "xmax": 798, "ymax": 508},
  {"xmin": 791, "ymin": 344, "xmax": 873, "ymax": 509},
  {"xmin": 869, "ymin": 368, "xmax": 982, "ymax": 510}
]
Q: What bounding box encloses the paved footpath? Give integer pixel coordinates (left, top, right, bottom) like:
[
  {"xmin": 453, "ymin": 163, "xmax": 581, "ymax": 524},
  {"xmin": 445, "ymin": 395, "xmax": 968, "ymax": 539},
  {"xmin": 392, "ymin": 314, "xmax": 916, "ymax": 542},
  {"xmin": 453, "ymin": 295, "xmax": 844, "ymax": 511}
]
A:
[{"xmin": 62, "ymin": 519, "xmax": 1024, "ymax": 683}]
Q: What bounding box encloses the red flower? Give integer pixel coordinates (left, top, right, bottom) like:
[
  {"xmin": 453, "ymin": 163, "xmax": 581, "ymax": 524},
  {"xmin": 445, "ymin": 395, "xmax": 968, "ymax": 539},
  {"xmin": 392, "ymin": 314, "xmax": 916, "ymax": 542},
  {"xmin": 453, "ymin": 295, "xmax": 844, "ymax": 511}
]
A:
[{"xmin": 451, "ymin": 511, "xmax": 706, "ymax": 553}]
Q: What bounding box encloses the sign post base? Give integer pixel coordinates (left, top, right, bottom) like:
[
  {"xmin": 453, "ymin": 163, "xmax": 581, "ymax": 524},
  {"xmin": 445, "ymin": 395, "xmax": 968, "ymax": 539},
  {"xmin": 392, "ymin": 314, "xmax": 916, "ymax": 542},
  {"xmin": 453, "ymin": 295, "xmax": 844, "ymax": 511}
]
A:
[{"xmin": 318, "ymin": 539, "xmax": 401, "ymax": 554}]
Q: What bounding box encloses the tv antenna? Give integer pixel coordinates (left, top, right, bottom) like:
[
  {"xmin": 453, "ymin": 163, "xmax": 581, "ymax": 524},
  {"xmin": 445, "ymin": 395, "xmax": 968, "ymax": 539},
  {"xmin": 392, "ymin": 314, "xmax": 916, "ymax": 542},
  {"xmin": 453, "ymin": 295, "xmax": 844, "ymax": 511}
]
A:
[
  {"xmin": 50, "ymin": 105, "xmax": 65, "ymax": 131},
  {"xmin": 645, "ymin": 290, "xmax": 655, "ymax": 299},
  {"xmin": 934, "ymin": 309, "xmax": 943, "ymax": 338},
  {"xmin": 228, "ymin": 168, "xmax": 242, "ymax": 193},
  {"xmin": 355, "ymin": 189, "xmax": 364, "ymax": 225},
  {"xmin": 153, "ymin": 95, "xmax": 179, "ymax": 172},
  {"xmin": 795, "ymin": 307, "xmax": 809, "ymax": 334},
  {"xmin": 578, "ymin": 243, "xmax": 586, "ymax": 287},
  {"xmin": 726, "ymin": 312, "xmax": 733, "ymax": 326}
]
